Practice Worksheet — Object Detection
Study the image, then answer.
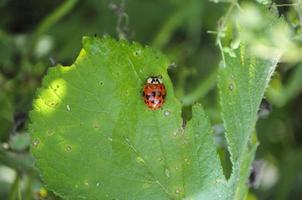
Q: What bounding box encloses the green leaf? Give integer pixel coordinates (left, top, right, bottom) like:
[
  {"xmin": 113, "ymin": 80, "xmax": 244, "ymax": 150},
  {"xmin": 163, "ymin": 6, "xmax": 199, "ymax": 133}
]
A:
[
  {"xmin": 29, "ymin": 36, "xmax": 224, "ymax": 200},
  {"xmin": 218, "ymin": 44, "xmax": 281, "ymax": 199}
]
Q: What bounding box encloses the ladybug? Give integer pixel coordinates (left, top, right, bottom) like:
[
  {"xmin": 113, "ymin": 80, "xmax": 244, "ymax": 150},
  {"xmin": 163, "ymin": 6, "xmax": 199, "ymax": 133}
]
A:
[{"xmin": 142, "ymin": 76, "xmax": 166, "ymax": 110}]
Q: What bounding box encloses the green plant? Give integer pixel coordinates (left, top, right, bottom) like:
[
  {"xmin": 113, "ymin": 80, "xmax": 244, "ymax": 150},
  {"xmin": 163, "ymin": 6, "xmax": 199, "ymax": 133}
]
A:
[
  {"xmin": 2, "ymin": 0, "xmax": 302, "ymax": 199},
  {"xmin": 29, "ymin": 30, "xmax": 280, "ymax": 199}
]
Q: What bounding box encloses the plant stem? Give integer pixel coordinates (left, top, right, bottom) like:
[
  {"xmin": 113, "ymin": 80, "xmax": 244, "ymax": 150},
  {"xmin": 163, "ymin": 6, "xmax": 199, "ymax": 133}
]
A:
[
  {"xmin": 8, "ymin": 174, "xmax": 20, "ymax": 200},
  {"xmin": 30, "ymin": 0, "xmax": 79, "ymax": 53},
  {"xmin": 181, "ymin": 69, "xmax": 218, "ymax": 106},
  {"xmin": 215, "ymin": 2, "xmax": 236, "ymax": 68},
  {"xmin": 295, "ymin": 0, "xmax": 302, "ymax": 29},
  {"xmin": 0, "ymin": 146, "xmax": 34, "ymax": 173},
  {"xmin": 151, "ymin": 2, "xmax": 189, "ymax": 49}
]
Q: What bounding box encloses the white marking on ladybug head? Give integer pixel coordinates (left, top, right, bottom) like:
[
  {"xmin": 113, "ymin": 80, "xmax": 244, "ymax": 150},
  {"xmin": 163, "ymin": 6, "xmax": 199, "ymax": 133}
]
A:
[{"xmin": 147, "ymin": 76, "xmax": 162, "ymax": 84}]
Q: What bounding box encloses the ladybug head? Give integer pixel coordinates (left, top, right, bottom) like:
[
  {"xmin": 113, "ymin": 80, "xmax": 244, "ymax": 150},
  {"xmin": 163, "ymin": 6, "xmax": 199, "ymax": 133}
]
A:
[{"xmin": 147, "ymin": 76, "xmax": 162, "ymax": 84}]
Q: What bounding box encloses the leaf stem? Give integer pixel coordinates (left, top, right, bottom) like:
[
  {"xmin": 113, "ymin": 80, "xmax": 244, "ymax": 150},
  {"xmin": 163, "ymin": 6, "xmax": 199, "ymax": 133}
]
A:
[
  {"xmin": 109, "ymin": 0, "xmax": 131, "ymax": 40},
  {"xmin": 214, "ymin": 2, "xmax": 237, "ymax": 68},
  {"xmin": 217, "ymin": 38, "xmax": 226, "ymax": 68}
]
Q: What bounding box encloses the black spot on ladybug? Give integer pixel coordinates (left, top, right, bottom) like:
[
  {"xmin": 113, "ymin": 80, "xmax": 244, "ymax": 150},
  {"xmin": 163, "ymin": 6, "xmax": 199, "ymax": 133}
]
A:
[
  {"xmin": 142, "ymin": 91, "xmax": 145, "ymax": 96},
  {"xmin": 151, "ymin": 92, "xmax": 156, "ymax": 97},
  {"xmin": 146, "ymin": 95, "xmax": 151, "ymax": 100},
  {"xmin": 151, "ymin": 100, "xmax": 155, "ymax": 104},
  {"xmin": 158, "ymin": 100, "xmax": 162, "ymax": 104}
]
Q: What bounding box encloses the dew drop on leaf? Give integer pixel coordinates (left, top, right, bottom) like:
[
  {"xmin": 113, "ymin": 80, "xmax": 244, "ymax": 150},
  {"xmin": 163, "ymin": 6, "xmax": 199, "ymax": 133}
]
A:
[
  {"xmin": 66, "ymin": 104, "xmax": 71, "ymax": 111},
  {"xmin": 164, "ymin": 110, "xmax": 170, "ymax": 117},
  {"xmin": 32, "ymin": 139, "xmax": 40, "ymax": 147},
  {"xmin": 229, "ymin": 83, "xmax": 235, "ymax": 91},
  {"xmin": 172, "ymin": 131, "xmax": 177, "ymax": 137},
  {"xmin": 136, "ymin": 156, "xmax": 145, "ymax": 164},
  {"xmin": 133, "ymin": 50, "xmax": 141, "ymax": 56},
  {"xmin": 65, "ymin": 145, "xmax": 72, "ymax": 152},
  {"xmin": 164, "ymin": 168, "xmax": 170, "ymax": 178}
]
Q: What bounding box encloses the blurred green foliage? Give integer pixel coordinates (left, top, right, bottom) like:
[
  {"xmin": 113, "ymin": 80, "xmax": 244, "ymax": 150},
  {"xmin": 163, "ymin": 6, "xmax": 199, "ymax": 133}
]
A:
[{"xmin": 0, "ymin": 0, "xmax": 302, "ymax": 199}]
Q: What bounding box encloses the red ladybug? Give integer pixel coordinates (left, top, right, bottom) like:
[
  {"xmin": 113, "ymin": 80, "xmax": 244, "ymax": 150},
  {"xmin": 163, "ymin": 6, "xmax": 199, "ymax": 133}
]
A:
[{"xmin": 142, "ymin": 76, "xmax": 166, "ymax": 110}]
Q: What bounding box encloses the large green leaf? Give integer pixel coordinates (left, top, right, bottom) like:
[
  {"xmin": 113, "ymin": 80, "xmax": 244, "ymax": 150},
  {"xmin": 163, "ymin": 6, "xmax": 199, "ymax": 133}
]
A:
[
  {"xmin": 218, "ymin": 44, "xmax": 281, "ymax": 199},
  {"xmin": 30, "ymin": 35, "xmax": 281, "ymax": 199},
  {"xmin": 29, "ymin": 36, "xmax": 224, "ymax": 200}
]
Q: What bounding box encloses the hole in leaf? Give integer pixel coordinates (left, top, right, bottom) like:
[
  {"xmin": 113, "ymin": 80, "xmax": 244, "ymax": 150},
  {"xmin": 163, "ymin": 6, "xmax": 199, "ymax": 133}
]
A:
[
  {"xmin": 65, "ymin": 145, "xmax": 72, "ymax": 152},
  {"xmin": 213, "ymin": 124, "xmax": 232, "ymax": 179},
  {"xmin": 217, "ymin": 142, "xmax": 232, "ymax": 179},
  {"xmin": 229, "ymin": 83, "xmax": 235, "ymax": 91},
  {"xmin": 125, "ymin": 90, "xmax": 130, "ymax": 96},
  {"xmin": 66, "ymin": 104, "xmax": 71, "ymax": 111},
  {"xmin": 164, "ymin": 110, "xmax": 170, "ymax": 117},
  {"xmin": 47, "ymin": 129, "xmax": 55, "ymax": 136},
  {"xmin": 32, "ymin": 139, "xmax": 40, "ymax": 148},
  {"xmin": 133, "ymin": 50, "xmax": 141, "ymax": 56},
  {"xmin": 93, "ymin": 121, "xmax": 100, "ymax": 129}
]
